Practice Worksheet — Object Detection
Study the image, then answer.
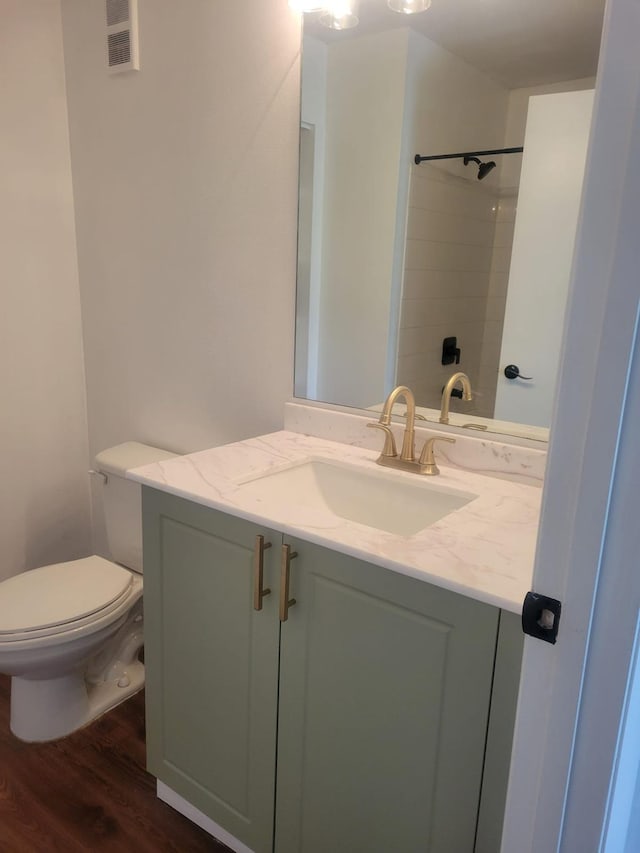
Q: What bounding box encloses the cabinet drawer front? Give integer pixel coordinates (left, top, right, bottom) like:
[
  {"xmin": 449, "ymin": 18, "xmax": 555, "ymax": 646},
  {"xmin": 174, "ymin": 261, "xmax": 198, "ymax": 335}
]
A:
[
  {"xmin": 275, "ymin": 538, "xmax": 499, "ymax": 853},
  {"xmin": 143, "ymin": 489, "xmax": 280, "ymax": 853}
]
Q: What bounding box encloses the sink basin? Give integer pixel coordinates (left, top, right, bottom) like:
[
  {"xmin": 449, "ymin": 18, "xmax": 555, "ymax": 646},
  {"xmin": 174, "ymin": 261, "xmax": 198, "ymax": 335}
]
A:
[{"xmin": 237, "ymin": 458, "xmax": 477, "ymax": 537}]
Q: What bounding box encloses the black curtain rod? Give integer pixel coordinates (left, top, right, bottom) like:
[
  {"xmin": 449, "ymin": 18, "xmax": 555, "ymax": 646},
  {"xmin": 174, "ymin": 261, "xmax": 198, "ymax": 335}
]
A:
[{"xmin": 414, "ymin": 146, "xmax": 524, "ymax": 164}]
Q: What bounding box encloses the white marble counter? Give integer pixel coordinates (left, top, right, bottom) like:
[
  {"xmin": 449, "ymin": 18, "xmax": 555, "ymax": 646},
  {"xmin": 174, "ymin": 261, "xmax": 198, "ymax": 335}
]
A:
[
  {"xmin": 284, "ymin": 401, "xmax": 547, "ymax": 483},
  {"xmin": 129, "ymin": 430, "xmax": 542, "ymax": 614}
]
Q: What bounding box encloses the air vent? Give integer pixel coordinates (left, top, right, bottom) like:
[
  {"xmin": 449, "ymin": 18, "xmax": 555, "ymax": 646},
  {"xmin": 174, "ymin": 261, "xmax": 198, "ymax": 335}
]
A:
[
  {"xmin": 106, "ymin": 0, "xmax": 129, "ymax": 27},
  {"xmin": 108, "ymin": 31, "xmax": 131, "ymax": 66},
  {"xmin": 106, "ymin": 0, "xmax": 139, "ymax": 74}
]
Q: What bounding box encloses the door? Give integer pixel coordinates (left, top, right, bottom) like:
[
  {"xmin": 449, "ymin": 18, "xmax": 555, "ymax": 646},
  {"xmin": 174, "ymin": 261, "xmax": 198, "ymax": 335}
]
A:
[
  {"xmin": 494, "ymin": 89, "xmax": 594, "ymax": 427},
  {"xmin": 274, "ymin": 537, "xmax": 499, "ymax": 853},
  {"xmin": 142, "ymin": 490, "xmax": 280, "ymax": 853},
  {"xmin": 501, "ymin": 0, "xmax": 640, "ymax": 849}
]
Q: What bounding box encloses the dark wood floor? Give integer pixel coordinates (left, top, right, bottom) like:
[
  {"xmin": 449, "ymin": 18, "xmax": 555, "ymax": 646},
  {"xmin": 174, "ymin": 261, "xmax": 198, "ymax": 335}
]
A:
[{"xmin": 0, "ymin": 674, "xmax": 230, "ymax": 852}]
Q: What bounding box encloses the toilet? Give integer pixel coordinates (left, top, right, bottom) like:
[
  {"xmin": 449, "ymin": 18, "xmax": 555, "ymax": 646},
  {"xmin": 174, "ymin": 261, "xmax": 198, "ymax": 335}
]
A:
[{"xmin": 0, "ymin": 441, "xmax": 178, "ymax": 742}]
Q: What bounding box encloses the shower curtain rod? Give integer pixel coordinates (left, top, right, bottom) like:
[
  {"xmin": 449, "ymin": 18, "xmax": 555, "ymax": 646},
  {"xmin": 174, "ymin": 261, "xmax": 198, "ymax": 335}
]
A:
[{"xmin": 414, "ymin": 146, "xmax": 524, "ymax": 164}]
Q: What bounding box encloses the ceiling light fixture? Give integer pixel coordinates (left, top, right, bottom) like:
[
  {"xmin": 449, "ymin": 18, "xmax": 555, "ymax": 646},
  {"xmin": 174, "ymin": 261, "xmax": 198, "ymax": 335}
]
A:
[
  {"xmin": 387, "ymin": 0, "xmax": 431, "ymax": 12},
  {"xmin": 289, "ymin": 0, "xmax": 430, "ymax": 30},
  {"xmin": 319, "ymin": 0, "xmax": 360, "ymax": 30}
]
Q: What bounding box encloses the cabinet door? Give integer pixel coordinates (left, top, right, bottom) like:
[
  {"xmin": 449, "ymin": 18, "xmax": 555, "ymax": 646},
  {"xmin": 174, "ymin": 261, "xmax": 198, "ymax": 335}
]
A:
[
  {"xmin": 143, "ymin": 489, "xmax": 280, "ymax": 853},
  {"xmin": 275, "ymin": 537, "xmax": 500, "ymax": 853}
]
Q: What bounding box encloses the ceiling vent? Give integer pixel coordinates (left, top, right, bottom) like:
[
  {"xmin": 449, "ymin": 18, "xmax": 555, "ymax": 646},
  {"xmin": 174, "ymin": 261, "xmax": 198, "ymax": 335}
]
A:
[{"xmin": 106, "ymin": 0, "xmax": 139, "ymax": 74}]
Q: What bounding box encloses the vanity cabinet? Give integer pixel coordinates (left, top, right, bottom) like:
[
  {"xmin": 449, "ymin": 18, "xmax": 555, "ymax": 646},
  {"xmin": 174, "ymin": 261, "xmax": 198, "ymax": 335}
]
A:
[{"xmin": 142, "ymin": 487, "xmax": 522, "ymax": 853}]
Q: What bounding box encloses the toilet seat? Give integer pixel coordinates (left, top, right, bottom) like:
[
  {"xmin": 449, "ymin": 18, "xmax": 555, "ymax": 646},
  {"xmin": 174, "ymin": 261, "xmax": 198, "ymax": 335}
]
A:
[{"xmin": 0, "ymin": 556, "xmax": 136, "ymax": 643}]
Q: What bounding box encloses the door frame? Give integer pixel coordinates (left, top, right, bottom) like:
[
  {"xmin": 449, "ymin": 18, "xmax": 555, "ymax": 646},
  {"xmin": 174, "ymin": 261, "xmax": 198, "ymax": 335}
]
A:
[{"xmin": 501, "ymin": 0, "xmax": 640, "ymax": 849}]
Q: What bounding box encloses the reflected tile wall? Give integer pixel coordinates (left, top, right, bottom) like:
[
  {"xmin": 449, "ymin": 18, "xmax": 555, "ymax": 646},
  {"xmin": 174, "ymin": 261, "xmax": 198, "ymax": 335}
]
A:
[{"xmin": 396, "ymin": 163, "xmax": 499, "ymax": 417}]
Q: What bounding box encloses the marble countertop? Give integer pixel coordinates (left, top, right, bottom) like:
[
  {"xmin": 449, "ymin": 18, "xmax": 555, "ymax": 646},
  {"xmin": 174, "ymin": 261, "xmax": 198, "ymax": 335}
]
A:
[{"xmin": 129, "ymin": 430, "xmax": 543, "ymax": 614}]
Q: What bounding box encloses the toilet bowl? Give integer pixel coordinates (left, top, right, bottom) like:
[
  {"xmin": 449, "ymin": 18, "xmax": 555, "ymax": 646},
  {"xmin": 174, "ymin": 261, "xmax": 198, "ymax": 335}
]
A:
[{"xmin": 0, "ymin": 442, "xmax": 177, "ymax": 742}]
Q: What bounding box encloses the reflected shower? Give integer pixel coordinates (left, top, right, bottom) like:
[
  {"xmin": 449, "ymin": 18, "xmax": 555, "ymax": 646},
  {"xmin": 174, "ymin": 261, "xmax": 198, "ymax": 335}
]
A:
[
  {"xmin": 463, "ymin": 155, "xmax": 496, "ymax": 180},
  {"xmin": 413, "ymin": 146, "xmax": 524, "ymax": 180}
]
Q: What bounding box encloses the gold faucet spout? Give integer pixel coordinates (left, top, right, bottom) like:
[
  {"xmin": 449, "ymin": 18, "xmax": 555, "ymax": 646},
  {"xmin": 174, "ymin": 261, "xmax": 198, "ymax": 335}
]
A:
[
  {"xmin": 440, "ymin": 373, "xmax": 473, "ymax": 425},
  {"xmin": 378, "ymin": 385, "xmax": 416, "ymax": 461}
]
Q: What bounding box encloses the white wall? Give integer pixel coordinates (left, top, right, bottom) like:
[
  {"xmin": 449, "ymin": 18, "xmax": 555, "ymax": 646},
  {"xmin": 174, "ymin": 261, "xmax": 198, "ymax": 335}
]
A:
[
  {"xmin": 406, "ymin": 30, "xmax": 509, "ymax": 161},
  {"xmin": 298, "ymin": 35, "xmax": 328, "ymax": 398},
  {"xmin": 317, "ymin": 28, "xmax": 408, "ymax": 408},
  {"xmin": 0, "ymin": 0, "xmax": 92, "ymax": 582},
  {"xmin": 501, "ymin": 76, "xmax": 596, "ymax": 190},
  {"xmin": 60, "ymin": 0, "xmax": 300, "ymax": 553}
]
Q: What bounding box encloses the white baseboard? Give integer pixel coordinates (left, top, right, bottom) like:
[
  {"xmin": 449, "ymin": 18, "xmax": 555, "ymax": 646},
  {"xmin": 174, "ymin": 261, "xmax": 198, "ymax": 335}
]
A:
[{"xmin": 156, "ymin": 781, "xmax": 256, "ymax": 853}]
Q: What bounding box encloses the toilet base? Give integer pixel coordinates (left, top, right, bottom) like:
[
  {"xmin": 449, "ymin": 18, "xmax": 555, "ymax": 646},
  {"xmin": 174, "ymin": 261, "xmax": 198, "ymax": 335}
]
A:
[
  {"xmin": 8, "ymin": 598, "xmax": 145, "ymax": 742},
  {"xmin": 10, "ymin": 659, "xmax": 145, "ymax": 742}
]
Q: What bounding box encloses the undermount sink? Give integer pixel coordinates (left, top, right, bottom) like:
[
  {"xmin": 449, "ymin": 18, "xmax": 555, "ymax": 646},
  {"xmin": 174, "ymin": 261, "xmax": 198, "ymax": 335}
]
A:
[{"xmin": 237, "ymin": 457, "xmax": 477, "ymax": 537}]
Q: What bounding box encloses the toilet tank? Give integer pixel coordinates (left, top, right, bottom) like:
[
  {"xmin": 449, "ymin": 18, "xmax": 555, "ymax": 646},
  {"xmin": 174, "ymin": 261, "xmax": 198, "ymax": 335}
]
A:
[{"xmin": 94, "ymin": 442, "xmax": 179, "ymax": 574}]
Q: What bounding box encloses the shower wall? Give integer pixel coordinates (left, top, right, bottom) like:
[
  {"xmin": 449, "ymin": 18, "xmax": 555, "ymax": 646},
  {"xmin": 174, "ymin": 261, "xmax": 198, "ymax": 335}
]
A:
[{"xmin": 396, "ymin": 163, "xmax": 500, "ymax": 417}]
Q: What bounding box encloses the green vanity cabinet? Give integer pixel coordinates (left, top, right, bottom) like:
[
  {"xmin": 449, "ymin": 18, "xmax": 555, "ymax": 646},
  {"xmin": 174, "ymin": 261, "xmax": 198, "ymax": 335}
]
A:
[
  {"xmin": 142, "ymin": 489, "xmax": 281, "ymax": 852},
  {"xmin": 143, "ymin": 487, "xmax": 522, "ymax": 853}
]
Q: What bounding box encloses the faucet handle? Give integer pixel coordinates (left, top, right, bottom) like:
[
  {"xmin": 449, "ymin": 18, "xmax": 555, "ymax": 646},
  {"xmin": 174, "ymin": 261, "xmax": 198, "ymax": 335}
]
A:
[
  {"xmin": 367, "ymin": 422, "xmax": 398, "ymax": 458},
  {"xmin": 418, "ymin": 436, "xmax": 456, "ymax": 476}
]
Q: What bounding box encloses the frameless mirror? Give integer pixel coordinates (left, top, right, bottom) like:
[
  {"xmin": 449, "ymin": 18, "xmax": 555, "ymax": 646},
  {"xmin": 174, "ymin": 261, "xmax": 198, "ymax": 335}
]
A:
[{"xmin": 293, "ymin": 0, "xmax": 605, "ymax": 442}]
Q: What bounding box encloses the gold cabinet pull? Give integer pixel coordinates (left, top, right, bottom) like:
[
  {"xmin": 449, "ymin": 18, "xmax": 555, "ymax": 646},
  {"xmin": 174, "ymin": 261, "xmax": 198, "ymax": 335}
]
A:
[
  {"xmin": 279, "ymin": 544, "xmax": 298, "ymax": 622},
  {"xmin": 253, "ymin": 535, "xmax": 272, "ymax": 611}
]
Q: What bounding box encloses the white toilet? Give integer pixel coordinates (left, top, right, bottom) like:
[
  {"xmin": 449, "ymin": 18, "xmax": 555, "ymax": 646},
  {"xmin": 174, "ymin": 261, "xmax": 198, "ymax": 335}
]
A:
[{"xmin": 0, "ymin": 441, "xmax": 177, "ymax": 742}]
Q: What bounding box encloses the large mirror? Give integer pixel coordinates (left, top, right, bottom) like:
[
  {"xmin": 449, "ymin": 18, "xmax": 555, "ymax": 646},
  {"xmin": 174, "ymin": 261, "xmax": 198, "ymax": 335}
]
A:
[{"xmin": 293, "ymin": 0, "xmax": 605, "ymax": 442}]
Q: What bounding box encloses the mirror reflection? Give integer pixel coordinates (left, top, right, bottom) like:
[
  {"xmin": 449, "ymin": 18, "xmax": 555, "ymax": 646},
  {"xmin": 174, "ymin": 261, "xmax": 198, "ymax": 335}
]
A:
[{"xmin": 293, "ymin": 0, "xmax": 604, "ymax": 441}]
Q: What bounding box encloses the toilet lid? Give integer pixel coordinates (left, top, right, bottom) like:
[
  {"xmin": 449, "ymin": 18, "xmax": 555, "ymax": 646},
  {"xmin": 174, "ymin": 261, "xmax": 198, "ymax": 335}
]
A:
[{"xmin": 0, "ymin": 556, "xmax": 133, "ymax": 635}]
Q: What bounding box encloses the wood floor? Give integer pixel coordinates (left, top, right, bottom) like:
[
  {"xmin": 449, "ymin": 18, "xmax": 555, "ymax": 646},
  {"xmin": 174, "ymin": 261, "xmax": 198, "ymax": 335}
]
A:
[{"xmin": 0, "ymin": 674, "xmax": 230, "ymax": 852}]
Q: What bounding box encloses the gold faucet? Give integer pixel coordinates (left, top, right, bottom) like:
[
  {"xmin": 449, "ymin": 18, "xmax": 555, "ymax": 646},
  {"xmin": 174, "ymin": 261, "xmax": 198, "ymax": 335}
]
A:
[
  {"xmin": 368, "ymin": 385, "xmax": 456, "ymax": 475},
  {"xmin": 368, "ymin": 385, "xmax": 416, "ymax": 463},
  {"xmin": 440, "ymin": 372, "xmax": 473, "ymax": 424}
]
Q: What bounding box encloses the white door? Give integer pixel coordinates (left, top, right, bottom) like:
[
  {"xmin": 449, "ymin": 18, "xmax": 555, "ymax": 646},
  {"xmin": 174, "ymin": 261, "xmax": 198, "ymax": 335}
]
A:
[
  {"xmin": 502, "ymin": 0, "xmax": 640, "ymax": 850},
  {"xmin": 494, "ymin": 89, "xmax": 594, "ymax": 427}
]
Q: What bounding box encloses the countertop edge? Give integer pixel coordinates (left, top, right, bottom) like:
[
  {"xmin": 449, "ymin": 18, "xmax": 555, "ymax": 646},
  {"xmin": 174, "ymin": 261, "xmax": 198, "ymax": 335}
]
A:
[{"xmin": 129, "ymin": 431, "xmax": 541, "ymax": 616}]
